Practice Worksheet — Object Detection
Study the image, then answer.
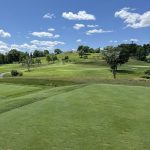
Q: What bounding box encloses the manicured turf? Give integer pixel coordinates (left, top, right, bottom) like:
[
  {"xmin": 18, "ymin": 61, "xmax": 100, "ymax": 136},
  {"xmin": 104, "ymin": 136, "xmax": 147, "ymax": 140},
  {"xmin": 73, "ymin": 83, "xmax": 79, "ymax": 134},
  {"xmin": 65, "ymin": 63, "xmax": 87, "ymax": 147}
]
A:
[
  {"xmin": 0, "ymin": 83, "xmax": 150, "ymax": 149},
  {"xmin": 1, "ymin": 53, "xmax": 150, "ymax": 80}
]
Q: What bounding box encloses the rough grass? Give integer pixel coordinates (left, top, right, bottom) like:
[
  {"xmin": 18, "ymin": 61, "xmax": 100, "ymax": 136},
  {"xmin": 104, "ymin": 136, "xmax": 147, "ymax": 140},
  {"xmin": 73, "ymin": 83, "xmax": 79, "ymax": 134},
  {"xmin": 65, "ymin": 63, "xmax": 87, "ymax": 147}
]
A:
[{"xmin": 0, "ymin": 83, "xmax": 150, "ymax": 149}]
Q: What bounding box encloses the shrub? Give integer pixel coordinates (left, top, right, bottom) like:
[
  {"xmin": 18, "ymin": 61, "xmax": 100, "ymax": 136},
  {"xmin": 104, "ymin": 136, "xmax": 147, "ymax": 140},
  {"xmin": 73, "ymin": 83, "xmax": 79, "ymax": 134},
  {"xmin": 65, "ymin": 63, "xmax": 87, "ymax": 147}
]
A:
[
  {"xmin": 145, "ymin": 70, "xmax": 150, "ymax": 76},
  {"xmin": 64, "ymin": 56, "xmax": 69, "ymax": 60},
  {"xmin": 11, "ymin": 70, "xmax": 23, "ymax": 77}
]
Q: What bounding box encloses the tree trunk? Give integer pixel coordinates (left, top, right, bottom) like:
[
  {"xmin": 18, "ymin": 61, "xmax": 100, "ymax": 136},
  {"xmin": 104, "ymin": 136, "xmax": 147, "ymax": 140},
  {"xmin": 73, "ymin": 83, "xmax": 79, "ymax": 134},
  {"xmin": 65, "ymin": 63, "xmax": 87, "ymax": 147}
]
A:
[{"xmin": 112, "ymin": 69, "xmax": 116, "ymax": 79}]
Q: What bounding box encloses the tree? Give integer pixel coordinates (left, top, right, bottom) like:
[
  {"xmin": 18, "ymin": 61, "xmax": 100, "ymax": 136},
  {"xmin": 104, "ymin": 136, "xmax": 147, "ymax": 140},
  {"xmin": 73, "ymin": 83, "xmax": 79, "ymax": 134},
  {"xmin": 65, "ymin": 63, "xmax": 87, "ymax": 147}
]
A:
[
  {"xmin": 46, "ymin": 55, "xmax": 51, "ymax": 64},
  {"xmin": 78, "ymin": 49, "xmax": 85, "ymax": 58},
  {"xmin": 24, "ymin": 55, "xmax": 33, "ymax": 71},
  {"xmin": 7, "ymin": 49, "xmax": 21, "ymax": 63},
  {"xmin": 33, "ymin": 50, "xmax": 44, "ymax": 58},
  {"xmin": 54, "ymin": 49, "xmax": 62, "ymax": 54},
  {"xmin": 0, "ymin": 53, "xmax": 5, "ymax": 64},
  {"xmin": 103, "ymin": 46, "xmax": 130, "ymax": 79},
  {"xmin": 44, "ymin": 50, "xmax": 49, "ymax": 56},
  {"xmin": 35, "ymin": 58, "xmax": 41, "ymax": 66},
  {"xmin": 135, "ymin": 46, "xmax": 147, "ymax": 61},
  {"xmin": 62, "ymin": 56, "xmax": 69, "ymax": 63},
  {"xmin": 77, "ymin": 45, "xmax": 89, "ymax": 58},
  {"xmin": 46, "ymin": 54, "xmax": 58, "ymax": 64},
  {"xmin": 95, "ymin": 48, "xmax": 101, "ymax": 53}
]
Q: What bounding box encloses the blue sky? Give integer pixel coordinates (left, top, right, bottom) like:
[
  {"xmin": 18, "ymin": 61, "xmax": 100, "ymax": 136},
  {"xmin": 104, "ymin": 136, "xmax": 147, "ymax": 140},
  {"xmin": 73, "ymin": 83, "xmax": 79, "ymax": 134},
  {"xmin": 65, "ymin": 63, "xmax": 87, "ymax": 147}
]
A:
[{"xmin": 0, "ymin": 0, "xmax": 150, "ymax": 53}]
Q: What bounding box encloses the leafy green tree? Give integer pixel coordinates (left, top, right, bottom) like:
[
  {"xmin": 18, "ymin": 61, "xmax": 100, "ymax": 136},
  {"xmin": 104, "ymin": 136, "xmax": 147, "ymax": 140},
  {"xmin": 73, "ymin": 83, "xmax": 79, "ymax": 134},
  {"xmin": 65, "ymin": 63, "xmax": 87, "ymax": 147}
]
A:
[
  {"xmin": 0, "ymin": 53, "xmax": 5, "ymax": 64},
  {"xmin": 35, "ymin": 58, "xmax": 41, "ymax": 66},
  {"xmin": 7, "ymin": 49, "xmax": 21, "ymax": 63},
  {"xmin": 103, "ymin": 46, "xmax": 130, "ymax": 79},
  {"xmin": 44, "ymin": 50, "xmax": 49, "ymax": 56},
  {"xmin": 78, "ymin": 49, "xmax": 85, "ymax": 58},
  {"xmin": 46, "ymin": 54, "xmax": 58, "ymax": 63},
  {"xmin": 54, "ymin": 49, "xmax": 62, "ymax": 54},
  {"xmin": 46, "ymin": 55, "xmax": 51, "ymax": 64},
  {"xmin": 103, "ymin": 48, "xmax": 119, "ymax": 79},
  {"xmin": 33, "ymin": 50, "xmax": 44, "ymax": 58},
  {"xmin": 23, "ymin": 55, "xmax": 33, "ymax": 72}
]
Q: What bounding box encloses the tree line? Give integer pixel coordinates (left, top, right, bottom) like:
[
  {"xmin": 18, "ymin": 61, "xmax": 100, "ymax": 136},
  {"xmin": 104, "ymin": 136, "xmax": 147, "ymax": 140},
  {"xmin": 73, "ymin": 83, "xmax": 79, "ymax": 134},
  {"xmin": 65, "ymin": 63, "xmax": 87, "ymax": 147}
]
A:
[
  {"xmin": 0, "ymin": 49, "xmax": 63, "ymax": 64},
  {"xmin": 77, "ymin": 43, "xmax": 150, "ymax": 61}
]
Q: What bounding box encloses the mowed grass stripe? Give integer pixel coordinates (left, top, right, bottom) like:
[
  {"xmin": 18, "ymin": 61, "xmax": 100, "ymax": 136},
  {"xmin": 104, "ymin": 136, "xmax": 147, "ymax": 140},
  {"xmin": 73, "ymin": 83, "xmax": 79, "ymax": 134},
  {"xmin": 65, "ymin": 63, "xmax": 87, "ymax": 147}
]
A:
[
  {"xmin": 0, "ymin": 84, "xmax": 150, "ymax": 149},
  {"xmin": 0, "ymin": 84, "xmax": 85, "ymax": 115}
]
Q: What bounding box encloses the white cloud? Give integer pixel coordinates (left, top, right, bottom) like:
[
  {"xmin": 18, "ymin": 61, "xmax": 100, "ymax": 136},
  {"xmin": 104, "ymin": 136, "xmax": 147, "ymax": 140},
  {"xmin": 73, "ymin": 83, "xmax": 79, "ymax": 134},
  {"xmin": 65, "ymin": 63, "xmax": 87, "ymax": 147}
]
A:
[
  {"xmin": 31, "ymin": 31, "xmax": 60, "ymax": 38},
  {"xmin": 86, "ymin": 29, "xmax": 113, "ymax": 35},
  {"xmin": 48, "ymin": 28, "xmax": 55, "ymax": 32},
  {"xmin": 31, "ymin": 40, "xmax": 65, "ymax": 47},
  {"xmin": 87, "ymin": 25, "xmax": 98, "ymax": 28},
  {"xmin": 62, "ymin": 11, "xmax": 96, "ymax": 20},
  {"xmin": 0, "ymin": 29, "xmax": 11, "ymax": 38},
  {"xmin": 11, "ymin": 43, "xmax": 37, "ymax": 52},
  {"xmin": 43, "ymin": 13, "xmax": 55, "ymax": 19},
  {"xmin": 0, "ymin": 41, "xmax": 9, "ymax": 53},
  {"xmin": 76, "ymin": 39, "xmax": 82, "ymax": 42},
  {"xmin": 32, "ymin": 32, "xmax": 53, "ymax": 38},
  {"xmin": 54, "ymin": 34, "xmax": 60, "ymax": 38},
  {"xmin": 115, "ymin": 7, "xmax": 150, "ymax": 28},
  {"xmin": 0, "ymin": 39, "xmax": 65, "ymax": 54},
  {"xmin": 73, "ymin": 24, "xmax": 85, "ymax": 30},
  {"xmin": 130, "ymin": 38, "xmax": 139, "ymax": 43}
]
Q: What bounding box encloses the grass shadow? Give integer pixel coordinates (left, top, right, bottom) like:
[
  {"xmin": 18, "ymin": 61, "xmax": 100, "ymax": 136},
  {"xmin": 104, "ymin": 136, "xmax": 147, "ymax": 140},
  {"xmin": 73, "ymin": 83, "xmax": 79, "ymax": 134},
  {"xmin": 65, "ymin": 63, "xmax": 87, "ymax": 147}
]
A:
[{"xmin": 116, "ymin": 70, "xmax": 135, "ymax": 74}]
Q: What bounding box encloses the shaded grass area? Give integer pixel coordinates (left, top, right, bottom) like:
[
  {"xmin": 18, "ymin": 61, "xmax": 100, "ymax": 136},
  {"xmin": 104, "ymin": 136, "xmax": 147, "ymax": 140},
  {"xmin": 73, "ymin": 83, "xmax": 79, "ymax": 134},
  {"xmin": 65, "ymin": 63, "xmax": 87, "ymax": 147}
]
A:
[
  {"xmin": 0, "ymin": 84, "xmax": 150, "ymax": 149},
  {"xmin": 0, "ymin": 77, "xmax": 78, "ymax": 87},
  {"xmin": 1, "ymin": 77, "xmax": 150, "ymax": 87}
]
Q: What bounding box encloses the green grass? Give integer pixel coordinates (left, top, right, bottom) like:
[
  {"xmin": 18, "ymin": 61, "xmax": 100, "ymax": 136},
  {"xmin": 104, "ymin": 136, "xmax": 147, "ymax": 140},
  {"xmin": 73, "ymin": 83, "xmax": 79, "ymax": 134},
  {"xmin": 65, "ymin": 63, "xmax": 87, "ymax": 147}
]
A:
[
  {"xmin": 0, "ymin": 63, "xmax": 21, "ymax": 73},
  {"xmin": 1, "ymin": 53, "xmax": 150, "ymax": 81},
  {"xmin": 0, "ymin": 83, "xmax": 150, "ymax": 149},
  {"xmin": 0, "ymin": 53, "xmax": 150, "ymax": 149}
]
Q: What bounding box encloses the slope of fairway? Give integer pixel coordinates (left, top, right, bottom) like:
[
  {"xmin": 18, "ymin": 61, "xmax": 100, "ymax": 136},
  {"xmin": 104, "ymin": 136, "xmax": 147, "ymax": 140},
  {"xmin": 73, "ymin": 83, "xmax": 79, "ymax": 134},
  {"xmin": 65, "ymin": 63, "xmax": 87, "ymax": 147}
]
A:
[
  {"xmin": 0, "ymin": 84, "xmax": 150, "ymax": 149},
  {"xmin": 0, "ymin": 83, "xmax": 42, "ymax": 99}
]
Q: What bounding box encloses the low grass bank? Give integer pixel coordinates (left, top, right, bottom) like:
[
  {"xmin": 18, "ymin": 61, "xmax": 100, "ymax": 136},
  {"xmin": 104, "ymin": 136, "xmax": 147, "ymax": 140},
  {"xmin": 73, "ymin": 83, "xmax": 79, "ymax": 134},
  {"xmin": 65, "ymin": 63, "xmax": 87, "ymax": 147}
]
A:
[{"xmin": 1, "ymin": 77, "xmax": 150, "ymax": 87}]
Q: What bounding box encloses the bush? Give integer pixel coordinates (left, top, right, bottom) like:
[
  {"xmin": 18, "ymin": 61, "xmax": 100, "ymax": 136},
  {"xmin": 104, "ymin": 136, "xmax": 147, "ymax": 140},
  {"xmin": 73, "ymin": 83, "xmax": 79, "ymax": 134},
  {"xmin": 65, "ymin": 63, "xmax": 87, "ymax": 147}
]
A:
[
  {"xmin": 64, "ymin": 56, "xmax": 69, "ymax": 60},
  {"xmin": 11, "ymin": 70, "xmax": 23, "ymax": 77},
  {"xmin": 145, "ymin": 70, "xmax": 150, "ymax": 76}
]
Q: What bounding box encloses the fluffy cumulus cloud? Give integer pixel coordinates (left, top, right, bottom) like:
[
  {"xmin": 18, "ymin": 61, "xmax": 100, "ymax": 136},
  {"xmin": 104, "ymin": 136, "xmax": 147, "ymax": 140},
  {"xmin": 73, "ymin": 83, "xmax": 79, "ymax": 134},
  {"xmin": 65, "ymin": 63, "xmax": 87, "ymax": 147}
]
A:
[
  {"xmin": 0, "ymin": 40, "xmax": 65, "ymax": 54},
  {"xmin": 62, "ymin": 11, "xmax": 96, "ymax": 20},
  {"xmin": 31, "ymin": 31, "xmax": 60, "ymax": 39},
  {"xmin": 115, "ymin": 7, "xmax": 150, "ymax": 28},
  {"xmin": 86, "ymin": 29, "xmax": 113, "ymax": 35},
  {"xmin": 73, "ymin": 24, "xmax": 85, "ymax": 30},
  {"xmin": 43, "ymin": 13, "xmax": 55, "ymax": 19},
  {"xmin": 30, "ymin": 40, "xmax": 65, "ymax": 47},
  {"xmin": 0, "ymin": 29, "xmax": 11, "ymax": 38},
  {"xmin": 31, "ymin": 32, "xmax": 53, "ymax": 38}
]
